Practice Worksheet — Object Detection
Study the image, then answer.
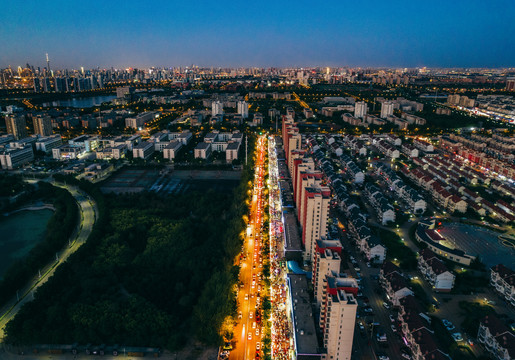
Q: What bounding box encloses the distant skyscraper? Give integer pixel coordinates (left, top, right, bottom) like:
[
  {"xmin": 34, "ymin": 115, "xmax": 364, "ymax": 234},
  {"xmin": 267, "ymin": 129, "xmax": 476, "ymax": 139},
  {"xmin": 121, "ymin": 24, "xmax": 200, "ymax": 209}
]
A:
[
  {"xmin": 381, "ymin": 101, "xmax": 394, "ymax": 118},
  {"xmin": 6, "ymin": 114, "xmax": 28, "ymax": 140},
  {"xmin": 237, "ymin": 100, "xmax": 248, "ymax": 119},
  {"xmin": 33, "ymin": 115, "xmax": 53, "ymax": 136},
  {"xmin": 212, "ymin": 100, "xmax": 223, "ymax": 117},
  {"xmin": 45, "ymin": 53, "xmax": 50, "ymax": 76},
  {"xmin": 33, "ymin": 77, "xmax": 41, "ymax": 92},
  {"xmin": 506, "ymin": 78, "xmax": 515, "ymax": 91},
  {"xmin": 354, "ymin": 101, "xmax": 368, "ymax": 118}
]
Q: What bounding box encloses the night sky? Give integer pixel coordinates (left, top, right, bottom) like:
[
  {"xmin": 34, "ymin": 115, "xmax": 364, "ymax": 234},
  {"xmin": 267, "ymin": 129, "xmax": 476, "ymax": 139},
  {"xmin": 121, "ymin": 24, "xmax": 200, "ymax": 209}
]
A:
[{"xmin": 1, "ymin": 0, "xmax": 514, "ymax": 69}]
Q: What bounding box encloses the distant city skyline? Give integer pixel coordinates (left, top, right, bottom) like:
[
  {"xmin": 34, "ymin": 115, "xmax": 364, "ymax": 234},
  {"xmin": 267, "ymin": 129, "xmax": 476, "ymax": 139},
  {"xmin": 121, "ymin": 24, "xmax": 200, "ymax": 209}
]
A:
[{"xmin": 1, "ymin": 0, "xmax": 515, "ymax": 69}]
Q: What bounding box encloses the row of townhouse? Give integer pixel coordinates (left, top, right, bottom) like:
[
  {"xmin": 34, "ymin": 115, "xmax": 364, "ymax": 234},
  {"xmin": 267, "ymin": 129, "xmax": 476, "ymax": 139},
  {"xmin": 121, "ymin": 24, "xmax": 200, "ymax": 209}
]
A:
[
  {"xmin": 477, "ymin": 315, "xmax": 515, "ymax": 360},
  {"xmin": 402, "ymin": 142, "xmax": 420, "ymax": 158},
  {"xmin": 363, "ymin": 183, "xmax": 396, "ymax": 225},
  {"xmin": 414, "ymin": 156, "xmax": 515, "ymax": 221},
  {"xmin": 417, "ymin": 249, "xmax": 455, "ymax": 292},
  {"xmin": 379, "ymin": 261, "xmax": 414, "ymax": 306},
  {"xmin": 492, "ymin": 180, "xmax": 515, "ymax": 201},
  {"xmin": 413, "ymin": 138, "xmax": 435, "ymax": 153},
  {"xmin": 406, "ymin": 167, "xmax": 468, "ymax": 214},
  {"xmin": 346, "ymin": 136, "xmax": 368, "ymax": 156},
  {"xmin": 374, "ymin": 139, "xmax": 400, "ymax": 159},
  {"xmin": 457, "ymin": 147, "xmax": 515, "ymax": 181},
  {"xmin": 398, "ymin": 295, "xmax": 451, "ymax": 360},
  {"xmin": 490, "ymin": 264, "xmax": 515, "ymax": 307},
  {"xmin": 433, "ymin": 141, "xmax": 493, "ymax": 185},
  {"xmin": 340, "ymin": 193, "xmax": 386, "ymax": 264},
  {"xmin": 376, "ymin": 164, "xmax": 426, "ymax": 214},
  {"xmin": 340, "ymin": 154, "xmax": 365, "ymax": 183}
]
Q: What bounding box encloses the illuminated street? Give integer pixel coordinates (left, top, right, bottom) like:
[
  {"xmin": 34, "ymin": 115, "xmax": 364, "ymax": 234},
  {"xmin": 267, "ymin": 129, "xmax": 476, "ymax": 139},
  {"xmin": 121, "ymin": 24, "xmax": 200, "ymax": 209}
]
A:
[{"xmin": 230, "ymin": 135, "xmax": 267, "ymax": 360}]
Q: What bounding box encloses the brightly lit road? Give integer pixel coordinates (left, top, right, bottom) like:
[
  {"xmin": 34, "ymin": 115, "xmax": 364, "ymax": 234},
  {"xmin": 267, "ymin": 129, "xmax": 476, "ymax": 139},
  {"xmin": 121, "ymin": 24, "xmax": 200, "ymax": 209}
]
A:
[
  {"xmin": 230, "ymin": 136, "xmax": 267, "ymax": 360},
  {"xmin": 0, "ymin": 182, "xmax": 98, "ymax": 341}
]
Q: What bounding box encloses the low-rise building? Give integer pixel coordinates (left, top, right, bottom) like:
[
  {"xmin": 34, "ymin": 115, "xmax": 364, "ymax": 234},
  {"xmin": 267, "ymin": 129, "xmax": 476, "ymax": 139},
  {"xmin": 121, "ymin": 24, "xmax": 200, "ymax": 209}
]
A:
[
  {"xmin": 35, "ymin": 135, "xmax": 62, "ymax": 153},
  {"xmin": 490, "ymin": 264, "xmax": 515, "ymax": 307},
  {"xmin": 0, "ymin": 145, "xmax": 34, "ymax": 169},
  {"xmin": 194, "ymin": 142, "xmax": 212, "ymax": 159},
  {"xmin": 418, "ymin": 249, "xmax": 455, "ymax": 292},
  {"xmin": 132, "ymin": 141, "xmax": 155, "ymax": 160},
  {"xmin": 163, "ymin": 140, "xmax": 183, "ymax": 161},
  {"xmin": 477, "ymin": 315, "xmax": 515, "ymax": 360}
]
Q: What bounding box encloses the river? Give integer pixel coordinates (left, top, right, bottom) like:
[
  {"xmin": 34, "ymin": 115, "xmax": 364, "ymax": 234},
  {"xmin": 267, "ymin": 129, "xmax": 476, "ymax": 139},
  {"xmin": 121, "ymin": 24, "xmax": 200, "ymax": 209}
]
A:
[
  {"xmin": 0, "ymin": 209, "xmax": 54, "ymax": 279},
  {"xmin": 41, "ymin": 94, "xmax": 116, "ymax": 108}
]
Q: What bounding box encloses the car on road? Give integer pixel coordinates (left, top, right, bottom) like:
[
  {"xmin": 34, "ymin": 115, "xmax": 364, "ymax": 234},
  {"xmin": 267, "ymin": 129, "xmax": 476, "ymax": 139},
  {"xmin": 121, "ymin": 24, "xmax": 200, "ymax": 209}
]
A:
[
  {"xmin": 389, "ymin": 314, "xmax": 396, "ymax": 322},
  {"xmin": 250, "ymin": 311, "xmax": 253, "ymax": 319},
  {"xmin": 256, "ymin": 328, "xmax": 259, "ymax": 336},
  {"xmin": 382, "ymin": 302, "xmax": 390, "ymax": 309},
  {"xmin": 364, "ymin": 307, "xmax": 374, "ymax": 313},
  {"xmin": 391, "ymin": 324, "xmax": 396, "ymax": 332},
  {"xmin": 376, "ymin": 351, "xmax": 389, "ymax": 360},
  {"xmin": 256, "ymin": 342, "xmax": 260, "ymax": 350},
  {"xmin": 245, "ymin": 294, "xmax": 248, "ymax": 301},
  {"xmin": 452, "ymin": 333, "xmax": 463, "ymax": 342},
  {"xmin": 248, "ymin": 333, "xmax": 252, "ymax": 340},
  {"xmin": 401, "ymin": 351, "xmax": 412, "ymax": 359}
]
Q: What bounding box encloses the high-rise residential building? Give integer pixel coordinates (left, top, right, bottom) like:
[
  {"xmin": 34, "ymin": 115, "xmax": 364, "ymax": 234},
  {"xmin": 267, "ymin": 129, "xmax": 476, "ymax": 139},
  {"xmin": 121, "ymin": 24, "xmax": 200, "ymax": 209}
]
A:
[
  {"xmin": 237, "ymin": 100, "xmax": 249, "ymax": 119},
  {"xmin": 33, "ymin": 115, "xmax": 53, "ymax": 136},
  {"xmin": 116, "ymin": 86, "xmax": 134, "ymax": 99},
  {"xmin": 6, "ymin": 114, "xmax": 28, "ymax": 140},
  {"xmin": 313, "ymin": 239, "xmax": 342, "ymax": 307},
  {"xmin": 42, "ymin": 77, "xmax": 52, "ymax": 92},
  {"xmin": 300, "ymin": 185, "xmax": 331, "ymax": 263},
  {"xmin": 212, "ymin": 100, "xmax": 224, "ymax": 117},
  {"xmin": 505, "ymin": 78, "xmax": 515, "ymax": 91},
  {"xmin": 320, "ymin": 273, "xmax": 359, "ymax": 360},
  {"xmin": 33, "ymin": 77, "xmax": 41, "ymax": 92},
  {"xmin": 447, "ymin": 94, "xmax": 461, "ymax": 105},
  {"xmin": 54, "ymin": 77, "xmax": 65, "ymax": 92},
  {"xmin": 380, "ymin": 101, "xmax": 394, "ymax": 118},
  {"xmin": 354, "ymin": 101, "xmax": 368, "ymax": 118}
]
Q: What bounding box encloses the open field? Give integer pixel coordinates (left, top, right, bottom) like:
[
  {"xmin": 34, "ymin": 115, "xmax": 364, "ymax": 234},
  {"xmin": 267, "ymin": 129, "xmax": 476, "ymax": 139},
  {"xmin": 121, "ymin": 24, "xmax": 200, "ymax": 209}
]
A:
[{"xmin": 101, "ymin": 168, "xmax": 241, "ymax": 194}]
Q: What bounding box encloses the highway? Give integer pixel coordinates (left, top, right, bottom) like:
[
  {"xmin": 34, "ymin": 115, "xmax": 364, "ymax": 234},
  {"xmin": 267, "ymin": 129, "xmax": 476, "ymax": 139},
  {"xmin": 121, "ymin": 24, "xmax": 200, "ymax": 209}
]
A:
[
  {"xmin": 230, "ymin": 136, "xmax": 267, "ymax": 360},
  {"xmin": 0, "ymin": 182, "xmax": 98, "ymax": 341}
]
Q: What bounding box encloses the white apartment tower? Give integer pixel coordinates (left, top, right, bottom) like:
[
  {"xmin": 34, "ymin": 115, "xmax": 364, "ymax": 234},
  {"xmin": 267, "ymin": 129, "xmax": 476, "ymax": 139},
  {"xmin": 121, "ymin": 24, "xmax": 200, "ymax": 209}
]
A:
[
  {"xmin": 237, "ymin": 100, "xmax": 249, "ymax": 119},
  {"xmin": 313, "ymin": 239, "xmax": 342, "ymax": 307},
  {"xmin": 212, "ymin": 100, "xmax": 224, "ymax": 117},
  {"xmin": 33, "ymin": 115, "xmax": 53, "ymax": 137},
  {"xmin": 354, "ymin": 101, "xmax": 368, "ymax": 119},
  {"xmin": 300, "ymin": 186, "xmax": 331, "ymax": 263},
  {"xmin": 320, "ymin": 274, "xmax": 359, "ymax": 360},
  {"xmin": 380, "ymin": 101, "xmax": 394, "ymax": 119}
]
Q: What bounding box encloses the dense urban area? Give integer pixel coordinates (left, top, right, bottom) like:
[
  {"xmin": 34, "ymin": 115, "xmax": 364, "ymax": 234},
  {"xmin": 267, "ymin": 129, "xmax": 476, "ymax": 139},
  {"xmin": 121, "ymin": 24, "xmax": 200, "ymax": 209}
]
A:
[{"xmin": 0, "ymin": 66, "xmax": 515, "ymax": 360}]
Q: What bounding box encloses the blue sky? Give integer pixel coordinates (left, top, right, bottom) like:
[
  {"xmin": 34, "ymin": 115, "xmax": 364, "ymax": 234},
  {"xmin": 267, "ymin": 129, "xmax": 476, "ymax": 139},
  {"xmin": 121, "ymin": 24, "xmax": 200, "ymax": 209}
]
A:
[{"xmin": 1, "ymin": 0, "xmax": 514, "ymax": 69}]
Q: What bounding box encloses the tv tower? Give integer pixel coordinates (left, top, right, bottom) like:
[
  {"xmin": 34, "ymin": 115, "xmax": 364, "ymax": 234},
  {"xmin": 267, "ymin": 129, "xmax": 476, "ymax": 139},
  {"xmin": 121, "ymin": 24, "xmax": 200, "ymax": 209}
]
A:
[{"xmin": 46, "ymin": 53, "xmax": 50, "ymax": 75}]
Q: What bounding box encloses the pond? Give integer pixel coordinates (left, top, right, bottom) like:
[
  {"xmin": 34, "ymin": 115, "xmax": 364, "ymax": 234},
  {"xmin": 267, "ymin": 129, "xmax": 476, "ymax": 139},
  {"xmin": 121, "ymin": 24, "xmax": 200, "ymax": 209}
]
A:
[
  {"xmin": 0, "ymin": 209, "xmax": 54, "ymax": 279},
  {"xmin": 41, "ymin": 95, "xmax": 116, "ymax": 108}
]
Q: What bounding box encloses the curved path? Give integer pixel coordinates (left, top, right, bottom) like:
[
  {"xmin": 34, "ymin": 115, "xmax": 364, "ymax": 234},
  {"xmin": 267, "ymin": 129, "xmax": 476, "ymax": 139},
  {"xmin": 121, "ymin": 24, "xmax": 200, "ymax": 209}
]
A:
[{"xmin": 0, "ymin": 182, "xmax": 98, "ymax": 341}]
